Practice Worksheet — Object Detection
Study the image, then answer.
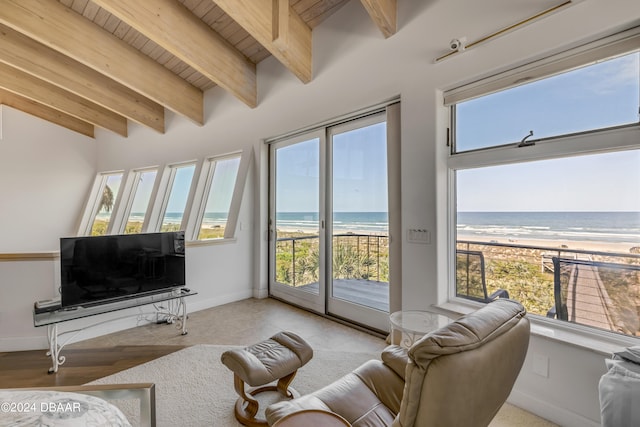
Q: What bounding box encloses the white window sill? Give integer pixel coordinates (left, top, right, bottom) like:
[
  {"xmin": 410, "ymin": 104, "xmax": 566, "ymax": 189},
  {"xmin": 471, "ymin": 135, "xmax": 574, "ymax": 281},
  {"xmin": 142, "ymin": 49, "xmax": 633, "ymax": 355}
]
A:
[
  {"xmin": 434, "ymin": 300, "xmax": 639, "ymax": 357},
  {"xmin": 185, "ymin": 237, "xmax": 237, "ymax": 248}
]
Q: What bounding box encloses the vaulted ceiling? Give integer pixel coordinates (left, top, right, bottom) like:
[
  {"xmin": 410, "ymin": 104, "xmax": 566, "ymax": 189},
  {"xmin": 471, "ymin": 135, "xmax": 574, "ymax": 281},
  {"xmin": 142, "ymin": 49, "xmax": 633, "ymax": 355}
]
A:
[{"xmin": 0, "ymin": 0, "xmax": 397, "ymax": 138}]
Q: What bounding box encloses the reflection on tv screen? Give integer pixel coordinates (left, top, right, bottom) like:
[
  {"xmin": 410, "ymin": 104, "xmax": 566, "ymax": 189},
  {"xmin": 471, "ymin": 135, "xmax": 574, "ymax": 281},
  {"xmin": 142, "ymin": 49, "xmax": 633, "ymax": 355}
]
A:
[{"xmin": 60, "ymin": 231, "xmax": 185, "ymax": 308}]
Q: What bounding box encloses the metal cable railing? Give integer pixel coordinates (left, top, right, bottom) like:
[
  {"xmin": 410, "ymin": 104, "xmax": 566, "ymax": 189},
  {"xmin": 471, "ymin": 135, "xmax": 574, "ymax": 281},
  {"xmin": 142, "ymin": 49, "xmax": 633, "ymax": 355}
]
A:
[{"xmin": 275, "ymin": 234, "xmax": 389, "ymax": 287}]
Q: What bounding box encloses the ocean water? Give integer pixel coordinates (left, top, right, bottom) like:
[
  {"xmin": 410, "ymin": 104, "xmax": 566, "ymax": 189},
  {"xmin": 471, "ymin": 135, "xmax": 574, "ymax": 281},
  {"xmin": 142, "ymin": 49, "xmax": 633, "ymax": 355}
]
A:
[
  {"xmin": 103, "ymin": 211, "xmax": 640, "ymax": 244},
  {"xmin": 457, "ymin": 211, "xmax": 640, "ymax": 244},
  {"xmin": 276, "ymin": 212, "xmax": 389, "ymax": 233},
  {"xmin": 115, "ymin": 211, "xmax": 390, "ymax": 233},
  {"xmin": 99, "ymin": 212, "xmax": 231, "ymax": 228}
]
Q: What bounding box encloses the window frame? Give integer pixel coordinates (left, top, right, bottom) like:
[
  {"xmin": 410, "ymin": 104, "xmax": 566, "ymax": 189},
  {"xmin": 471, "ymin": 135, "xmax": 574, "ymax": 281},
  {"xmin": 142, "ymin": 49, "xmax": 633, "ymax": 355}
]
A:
[
  {"xmin": 443, "ymin": 27, "xmax": 640, "ymax": 344},
  {"xmin": 113, "ymin": 166, "xmax": 159, "ymax": 235},
  {"xmin": 78, "ymin": 150, "xmax": 250, "ymax": 243},
  {"xmin": 185, "ymin": 149, "xmax": 251, "ymax": 242},
  {"xmin": 77, "ymin": 170, "xmax": 125, "ymax": 236},
  {"xmin": 146, "ymin": 160, "xmax": 200, "ymax": 233}
]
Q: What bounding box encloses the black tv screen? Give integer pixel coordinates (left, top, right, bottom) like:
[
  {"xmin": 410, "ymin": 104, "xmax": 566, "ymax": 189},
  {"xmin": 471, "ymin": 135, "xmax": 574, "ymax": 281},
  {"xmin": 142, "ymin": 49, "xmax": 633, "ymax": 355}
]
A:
[{"xmin": 60, "ymin": 231, "xmax": 186, "ymax": 308}]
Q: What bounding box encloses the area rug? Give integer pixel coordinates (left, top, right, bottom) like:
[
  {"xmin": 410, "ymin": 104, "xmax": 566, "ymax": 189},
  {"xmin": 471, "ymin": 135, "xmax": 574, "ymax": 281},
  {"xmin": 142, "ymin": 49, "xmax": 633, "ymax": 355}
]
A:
[
  {"xmin": 88, "ymin": 344, "xmax": 556, "ymax": 427},
  {"xmin": 87, "ymin": 345, "xmax": 377, "ymax": 427}
]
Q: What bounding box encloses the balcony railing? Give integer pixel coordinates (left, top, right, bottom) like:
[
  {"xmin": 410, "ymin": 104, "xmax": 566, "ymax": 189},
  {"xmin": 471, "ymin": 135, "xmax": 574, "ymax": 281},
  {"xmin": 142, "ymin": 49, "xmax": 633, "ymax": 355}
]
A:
[
  {"xmin": 457, "ymin": 240, "xmax": 640, "ymax": 336},
  {"xmin": 275, "ymin": 235, "xmax": 640, "ymax": 336},
  {"xmin": 275, "ymin": 233, "xmax": 389, "ymax": 287}
]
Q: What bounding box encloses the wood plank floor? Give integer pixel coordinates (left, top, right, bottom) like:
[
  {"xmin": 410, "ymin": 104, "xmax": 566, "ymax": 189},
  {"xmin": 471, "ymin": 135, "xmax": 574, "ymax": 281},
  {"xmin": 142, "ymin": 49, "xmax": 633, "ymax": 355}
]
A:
[{"xmin": 0, "ymin": 346, "xmax": 185, "ymax": 388}]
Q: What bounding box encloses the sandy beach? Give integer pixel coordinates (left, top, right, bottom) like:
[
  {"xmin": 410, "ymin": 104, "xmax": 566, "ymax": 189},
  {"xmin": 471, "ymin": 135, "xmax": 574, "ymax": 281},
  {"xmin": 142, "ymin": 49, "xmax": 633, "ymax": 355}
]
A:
[
  {"xmin": 457, "ymin": 234, "xmax": 638, "ymax": 255},
  {"xmin": 277, "ymin": 225, "xmax": 637, "ymax": 255}
]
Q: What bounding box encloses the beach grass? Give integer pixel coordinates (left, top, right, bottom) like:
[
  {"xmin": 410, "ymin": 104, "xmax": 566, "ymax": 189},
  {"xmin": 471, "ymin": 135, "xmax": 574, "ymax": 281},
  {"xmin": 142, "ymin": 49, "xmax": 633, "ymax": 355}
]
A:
[
  {"xmin": 91, "ymin": 220, "xmax": 226, "ymax": 240},
  {"xmin": 88, "ymin": 220, "xmax": 639, "ymax": 335}
]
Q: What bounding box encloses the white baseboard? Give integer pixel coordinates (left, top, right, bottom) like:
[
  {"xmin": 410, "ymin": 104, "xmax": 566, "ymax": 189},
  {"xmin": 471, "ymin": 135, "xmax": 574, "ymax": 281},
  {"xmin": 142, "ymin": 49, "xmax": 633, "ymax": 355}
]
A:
[
  {"xmin": 0, "ymin": 336, "xmax": 49, "ymax": 352},
  {"xmin": 253, "ymin": 287, "xmax": 269, "ymax": 299},
  {"xmin": 187, "ymin": 289, "xmax": 254, "ymax": 313},
  {"xmin": 508, "ymin": 389, "xmax": 600, "ymax": 427}
]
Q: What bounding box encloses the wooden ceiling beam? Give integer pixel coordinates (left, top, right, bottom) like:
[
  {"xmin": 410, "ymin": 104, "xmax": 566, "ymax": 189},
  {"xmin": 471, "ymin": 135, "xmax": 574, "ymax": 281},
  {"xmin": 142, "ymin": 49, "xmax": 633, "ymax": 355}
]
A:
[
  {"xmin": 0, "ymin": 24, "xmax": 165, "ymax": 133},
  {"xmin": 0, "ymin": 0, "xmax": 203, "ymax": 125},
  {"xmin": 91, "ymin": 0, "xmax": 257, "ymax": 108},
  {"xmin": 0, "ymin": 63, "xmax": 127, "ymax": 136},
  {"xmin": 360, "ymin": 0, "xmax": 397, "ymax": 38},
  {"xmin": 212, "ymin": 0, "xmax": 312, "ymax": 83},
  {"xmin": 0, "ymin": 89, "xmax": 94, "ymax": 138}
]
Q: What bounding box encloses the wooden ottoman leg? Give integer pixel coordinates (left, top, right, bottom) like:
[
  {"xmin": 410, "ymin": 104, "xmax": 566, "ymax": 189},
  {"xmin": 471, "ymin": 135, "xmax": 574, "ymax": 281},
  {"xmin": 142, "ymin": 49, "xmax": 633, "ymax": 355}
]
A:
[
  {"xmin": 233, "ymin": 374, "xmax": 263, "ymax": 425},
  {"xmin": 276, "ymin": 370, "xmax": 298, "ymax": 398}
]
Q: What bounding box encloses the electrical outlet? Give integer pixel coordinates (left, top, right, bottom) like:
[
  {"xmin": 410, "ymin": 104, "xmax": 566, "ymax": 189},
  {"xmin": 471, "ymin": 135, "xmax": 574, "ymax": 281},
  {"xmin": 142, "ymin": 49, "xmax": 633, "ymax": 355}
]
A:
[
  {"xmin": 407, "ymin": 228, "xmax": 430, "ymax": 244},
  {"xmin": 532, "ymin": 354, "xmax": 549, "ymax": 378}
]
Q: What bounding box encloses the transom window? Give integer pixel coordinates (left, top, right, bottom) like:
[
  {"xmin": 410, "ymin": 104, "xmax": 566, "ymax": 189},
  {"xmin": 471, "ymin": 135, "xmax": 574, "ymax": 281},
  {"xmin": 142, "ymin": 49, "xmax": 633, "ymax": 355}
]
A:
[
  {"xmin": 454, "ymin": 51, "xmax": 639, "ymax": 153},
  {"xmin": 448, "ymin": 30, "xmax": 640, "ymax": 338}
]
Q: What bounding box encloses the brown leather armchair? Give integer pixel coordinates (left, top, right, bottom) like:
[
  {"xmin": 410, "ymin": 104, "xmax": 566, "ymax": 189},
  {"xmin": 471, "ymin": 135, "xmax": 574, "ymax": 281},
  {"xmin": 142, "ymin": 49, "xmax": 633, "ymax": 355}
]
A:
[{"xmin": 266, "ymin": 299, "xmax": 530, "ymax": 427}]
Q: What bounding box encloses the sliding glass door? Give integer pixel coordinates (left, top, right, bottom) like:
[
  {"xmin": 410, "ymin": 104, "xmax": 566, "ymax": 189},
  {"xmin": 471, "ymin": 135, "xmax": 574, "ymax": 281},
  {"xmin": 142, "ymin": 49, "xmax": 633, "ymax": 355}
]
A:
[
  {"xmin": 327, "ymin": 114, "xmax": 390, "ymax": 331},
  {"xmin": 269, "ymin": 106, "xmax": 400, "ymax": 332},
  {"xmin": 269, "ymin": 131, "xmax": 325, "ymax": 313}
]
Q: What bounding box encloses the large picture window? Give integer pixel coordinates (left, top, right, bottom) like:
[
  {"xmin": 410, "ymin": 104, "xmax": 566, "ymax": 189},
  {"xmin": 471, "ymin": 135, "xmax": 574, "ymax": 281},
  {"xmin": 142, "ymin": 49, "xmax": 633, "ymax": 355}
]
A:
[{"xmin": 448, "ymin": 32, "xmax": 640, "ymax": 338}]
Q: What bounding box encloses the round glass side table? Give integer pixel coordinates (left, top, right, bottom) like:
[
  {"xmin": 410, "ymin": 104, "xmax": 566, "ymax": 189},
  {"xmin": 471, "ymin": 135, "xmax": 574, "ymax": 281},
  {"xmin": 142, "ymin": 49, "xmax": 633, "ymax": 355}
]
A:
[{"xmin": 389, "ymin": 310, "xmax": 453, "ymax": 348}]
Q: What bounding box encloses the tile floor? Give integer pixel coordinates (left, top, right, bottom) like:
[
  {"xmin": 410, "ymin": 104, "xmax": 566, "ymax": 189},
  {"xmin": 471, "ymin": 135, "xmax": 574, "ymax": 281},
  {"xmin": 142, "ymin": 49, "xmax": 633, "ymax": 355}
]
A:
[{"xmin": 71, "ymin": 297, "xmax": 387, "ymax": 353}]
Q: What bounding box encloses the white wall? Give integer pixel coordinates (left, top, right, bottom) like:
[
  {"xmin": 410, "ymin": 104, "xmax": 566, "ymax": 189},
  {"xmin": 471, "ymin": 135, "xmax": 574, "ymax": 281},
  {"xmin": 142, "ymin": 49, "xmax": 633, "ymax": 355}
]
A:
[
  {"xmin": 0, "ymin": 106, "xmax": 96, "ymax": 351},
  {"xmin": 0, "ymin": 106, "xmax": 96, "ymax": 251},
  {"xmin": 1, "ymin": 0, "xmax": 639, "ymax": 424}
]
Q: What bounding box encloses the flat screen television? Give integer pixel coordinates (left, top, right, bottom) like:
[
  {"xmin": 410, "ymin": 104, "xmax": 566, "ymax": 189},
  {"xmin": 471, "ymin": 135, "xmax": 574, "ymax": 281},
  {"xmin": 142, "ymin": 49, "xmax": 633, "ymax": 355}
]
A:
[{"xmin": 60, "ymin": 231, "xmax": 186, "ymax": 308}]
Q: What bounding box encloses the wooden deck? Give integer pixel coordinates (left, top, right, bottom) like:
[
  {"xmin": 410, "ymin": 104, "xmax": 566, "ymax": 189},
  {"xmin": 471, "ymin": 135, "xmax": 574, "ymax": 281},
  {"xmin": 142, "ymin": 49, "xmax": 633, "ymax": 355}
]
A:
[
  {"xmin": 564, "ymin": 262, "xmax": 616, "ymax": 331},
  {"xmin": 298, "ymin": 279, "xmax": 389, "ymax": 312}
]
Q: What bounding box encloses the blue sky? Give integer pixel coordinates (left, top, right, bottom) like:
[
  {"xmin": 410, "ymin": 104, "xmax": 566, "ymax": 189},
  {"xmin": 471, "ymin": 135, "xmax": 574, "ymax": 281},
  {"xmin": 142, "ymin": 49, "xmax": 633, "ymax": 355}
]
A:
[
  {"xmin": 276, "ymin": 122, "xmax": 388, "ymax": 213},
  {"xmin": 164, "ymin": 159, "xmax": 240, "ymax": 215},
  {"xmin": 456, "ymin": 52, "xmax": 640, "ymax": 212},
  {"xmin": 457, "ymin": 150, "xmax": 640, "ymax": 212},
  {"xmin": 116, "ymin": 52, "xmax": 639, "ymax": 218},
  {"xmin": 274, "ymin": 52, "xmax": 639, "ymax": 214},
  {"xmin": 130, "ymin": 170, "xmax": 157, "ymax": 213}
]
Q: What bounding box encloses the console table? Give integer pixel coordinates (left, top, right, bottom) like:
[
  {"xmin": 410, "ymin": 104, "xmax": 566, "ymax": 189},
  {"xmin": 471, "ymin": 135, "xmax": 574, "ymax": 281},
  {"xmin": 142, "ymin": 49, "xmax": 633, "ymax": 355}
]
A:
[{"xmin": 33, "ymin": 289, "xmax": 197, "ymax": 373}]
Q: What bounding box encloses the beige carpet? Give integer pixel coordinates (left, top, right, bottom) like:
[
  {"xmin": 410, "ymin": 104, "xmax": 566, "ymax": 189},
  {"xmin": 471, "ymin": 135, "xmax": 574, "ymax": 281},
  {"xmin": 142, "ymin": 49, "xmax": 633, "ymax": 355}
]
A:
[{"xmin": 88, "ymin": 345, "xmax": 555, "ymax": 427}]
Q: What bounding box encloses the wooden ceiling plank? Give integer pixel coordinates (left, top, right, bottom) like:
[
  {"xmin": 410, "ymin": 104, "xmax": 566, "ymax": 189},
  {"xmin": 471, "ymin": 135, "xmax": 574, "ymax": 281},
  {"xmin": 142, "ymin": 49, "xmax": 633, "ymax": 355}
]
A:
[
  {"xmin": 0, "ymin": 88, "xmax": 94, "ymax": 138},
  {"xmin": 0, "ymin": 0, "xmax": 203, "ymax": 124},
  {"xmin": 91, "ymin": 0, "xmax": 257, "ymax": 108},
  {"xmin": 0, "ymin": 24, "xmax": 164, "ymax": 133},
  {"xmin": 0, "ymin": 62, "xmax": 127, "ymax": 136},
  {"xmin": 300, "ymin": 0, "xmax": 349, "ymax": 29},
  {"xmin": 359, "ymin": 0, "xmax": 397, "ymax": 38},
  {"xmin": 212, "ymin": 0, "xmax": 312, "ymax": 83},
  {"xmin": 201, "ymin": 6, "xmax": 226, "ymax": 27},
  {"xmin": 70, "ymin": 0, "xmax": 90, "ymax": 15},
  {"xmin": 81, "ymin": 2, "xmax": 101, "ymax": 20},
  {"xmin": 92, "ymin": 8, "xmax": 111, "ymax": 27}
]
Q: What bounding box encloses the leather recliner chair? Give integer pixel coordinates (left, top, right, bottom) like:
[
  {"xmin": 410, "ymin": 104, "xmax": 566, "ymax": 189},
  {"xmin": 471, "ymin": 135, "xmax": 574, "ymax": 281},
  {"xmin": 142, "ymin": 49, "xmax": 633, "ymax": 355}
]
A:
[{"xmin": 265, "ymin": 299, "xmax": 530, "ymax": 427}]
